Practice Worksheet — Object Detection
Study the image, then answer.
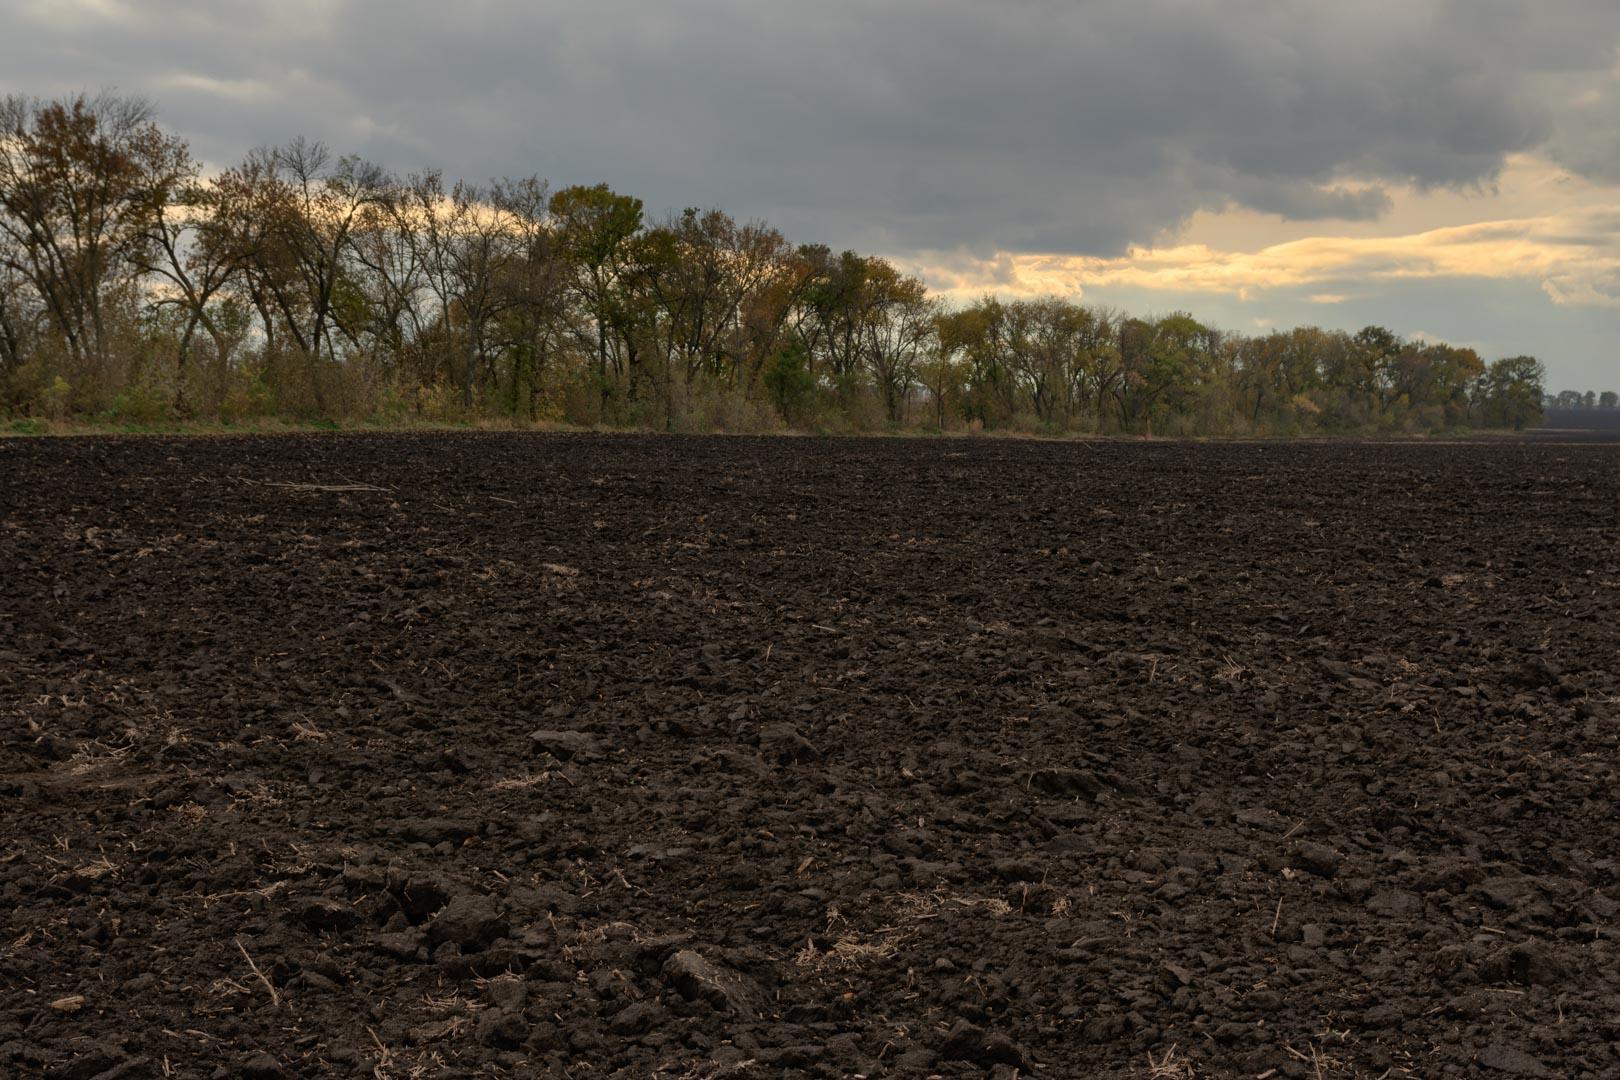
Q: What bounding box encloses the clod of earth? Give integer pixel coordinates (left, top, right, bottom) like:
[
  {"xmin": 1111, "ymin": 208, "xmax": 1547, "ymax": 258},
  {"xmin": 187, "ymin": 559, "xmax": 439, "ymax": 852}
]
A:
[
  {"xmin": 528, "ymin": 729, "xmax": 602, "ymax": 761},
  {"xmin": 424, "ymin": 893, "xmax": 509, "ymax": 953},
  {"xmin": 1476, "ymin": 1044, "xmax": 1553, "ymax": 1077},
  {"xmin": 660, "ymin": 950, "xmax": 766, "ymax": 1016},
  {"xmin": 941, "ymin": 1019, "xmax": 1033, "ymax": 1070}
]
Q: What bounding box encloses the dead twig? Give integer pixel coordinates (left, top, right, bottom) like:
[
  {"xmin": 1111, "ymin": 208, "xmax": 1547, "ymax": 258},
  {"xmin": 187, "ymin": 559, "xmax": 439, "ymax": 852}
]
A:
[
  {"xmin": 1146, "ymin": 1042, "xmax": 1196, "ymax": 1078},
  {"xmin": 290, "ymin": 717, "xmax": 329, "ymax": 741},
  {"xmin": 235, "ymin": 938, "xmax": 281, "ymax": 1009},
  {"xmin": 367, "ymin": 1026, "xmax": 393, "ymax": 1079}
]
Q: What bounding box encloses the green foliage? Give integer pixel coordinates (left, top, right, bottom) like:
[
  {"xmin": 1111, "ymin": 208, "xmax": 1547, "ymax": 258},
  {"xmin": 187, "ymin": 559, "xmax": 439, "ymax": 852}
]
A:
[
  {"xmin": 1477, "ymin": 356, "xmax": 1546, "ymax": 430},
  {"xmin": 41, "ymin": 375, "xmax": 72, "ymax": 420},
  {"xmin": 219, "ymin": 371, "xmax": 275, "ymax": 422},
  {"xmin": 763, "ymin": 344, "xmax": 816, "ymax": 425},
  {"xmin": 106, "ymin": 383, "xmax": 170, "ymax": 425}
]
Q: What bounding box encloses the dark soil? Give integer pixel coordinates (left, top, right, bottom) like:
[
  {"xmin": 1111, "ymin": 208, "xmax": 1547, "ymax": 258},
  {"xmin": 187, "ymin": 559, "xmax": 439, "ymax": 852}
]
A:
[{"xmin": 2, "ymin": 433, "xmax": 1617, "ymax": 1079}]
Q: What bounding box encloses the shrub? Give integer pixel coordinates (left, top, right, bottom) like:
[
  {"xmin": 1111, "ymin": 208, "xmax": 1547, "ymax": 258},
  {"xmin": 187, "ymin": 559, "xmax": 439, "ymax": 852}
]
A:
[
  {"xmin": 107, "ymin": 383, "xmax": 171, "ymax": 426},
  {"xmin": 42, "ymin": 375, "xmax": 73, "ymax": 421},
  {"xmin": 763, "ymin": 346, "xmax": 816, "ymax": 426}
]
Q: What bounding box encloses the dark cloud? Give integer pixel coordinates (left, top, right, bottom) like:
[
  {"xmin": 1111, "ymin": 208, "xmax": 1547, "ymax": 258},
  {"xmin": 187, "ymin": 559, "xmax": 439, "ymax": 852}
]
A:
[{"xmin": 4, "ymin": 0, "xmax": 1618, "ymax": 255}]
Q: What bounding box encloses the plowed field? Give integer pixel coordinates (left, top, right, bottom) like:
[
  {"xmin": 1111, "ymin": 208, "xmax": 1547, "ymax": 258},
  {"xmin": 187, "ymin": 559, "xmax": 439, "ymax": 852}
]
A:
[{"xmin": 2, "ymin": 433, "xmax": 1617, "ymax": 1079}]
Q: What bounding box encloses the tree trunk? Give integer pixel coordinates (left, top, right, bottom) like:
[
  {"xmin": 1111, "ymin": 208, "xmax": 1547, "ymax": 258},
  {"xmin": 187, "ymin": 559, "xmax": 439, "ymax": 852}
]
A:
[
  {"xmin": 309, "ymin": 305, "xmax": 328, "ymax": 413},
  {"xmin": 175, "ymin": 314, "xmax": 200, "ymax": 412},
  {"xmin": 462, "ymin": 318, "xmax": 479, "ymax": 410},
  {"xmin": 597, "ymin": 320, "xmax": 609, "ymax": 410}
]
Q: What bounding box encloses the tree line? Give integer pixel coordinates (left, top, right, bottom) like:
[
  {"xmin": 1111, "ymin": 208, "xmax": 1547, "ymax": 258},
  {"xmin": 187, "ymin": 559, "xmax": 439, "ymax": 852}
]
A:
[
  {"xmin": 1547, "ymin": 390, "xmax": 1619, "ymax": 410},
  {"xmin": 1, "ymin": 92, "xmax": 1554, "ymax": 434}
]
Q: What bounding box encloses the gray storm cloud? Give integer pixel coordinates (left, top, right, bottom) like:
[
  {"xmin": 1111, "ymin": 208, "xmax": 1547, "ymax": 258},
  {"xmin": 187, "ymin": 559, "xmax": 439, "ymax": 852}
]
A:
[{"xmin": 5, "ymin": 0, "xmax": 1619, "ymax": 256}]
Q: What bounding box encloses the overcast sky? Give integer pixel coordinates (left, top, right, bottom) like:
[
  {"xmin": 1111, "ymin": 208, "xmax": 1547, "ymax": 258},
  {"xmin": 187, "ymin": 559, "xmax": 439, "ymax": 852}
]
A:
[{"xmin": 6, "ymin": 0, "xmax": 1619, "ymax": 388}]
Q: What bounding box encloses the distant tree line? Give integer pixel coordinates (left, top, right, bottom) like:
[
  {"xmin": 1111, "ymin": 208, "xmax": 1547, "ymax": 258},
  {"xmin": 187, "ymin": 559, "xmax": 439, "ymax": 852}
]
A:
[
  {"xmin": 1, "ymin": 92, "xmax": 1551, "ymax": 434},
  {"xmin": 1547, "ymin": 390, "xmax": 1620, "ymax": 409}
]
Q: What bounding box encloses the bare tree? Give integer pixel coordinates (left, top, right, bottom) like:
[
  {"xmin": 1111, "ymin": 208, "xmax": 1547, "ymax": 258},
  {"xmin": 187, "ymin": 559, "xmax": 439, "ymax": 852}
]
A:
[
  {"xmin": 0, "ymin": 254, "xmax": 39, "ymax": 378},
  {"xmin": 0, "ymin": 92, "xmax": 191, "ymax": 372},
  {"xmin": 491, "ymin": 176, "xmax": 567, "ymax": 417},
  {"xmin": 132, "ymin": 167, "xmax": 269, "ymax": 409},
  {"xmin": 267, "ymin": 138, "xmax": 390, "ymax": 408},
  {"xmin": 351, "ymin": 183, "xmax": 428, "ymax": 376},
  {"xmin": 859, "ymin": 260, "xmax": 934, "ymax": 423},
  {"xmin": 208, "ymin": 150, "xmax": 299, "ymax": 361},
  {"xmin": 404, "ymin": 172, "xmax": 526, "ymax": 408}
]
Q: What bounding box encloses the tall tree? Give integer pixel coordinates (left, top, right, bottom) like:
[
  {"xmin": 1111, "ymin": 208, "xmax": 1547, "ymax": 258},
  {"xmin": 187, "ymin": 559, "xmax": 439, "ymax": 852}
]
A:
[
  {"xmin": 209, "ymin": 150, "xmax": 301, "ymax": 362},
  {"xmin": 491, "ymin": 176, "xmax": 567, "ymax": 419},
  {"xmin": 796, "ymin": 248, "xmax": 871, "ymax": 380},
  {"xmin": 1476, "ymin": 355, "xmax": 1544, "ymax": 430},
  {"xmin": 1002, "ymin": 297, "xmax": 1098, "ymax": 424},
  {"xmin": 0, "ymin": 92, "xmax": 192, "ymax": 370},
  {"xmin": 858, "ymin": 260, "xmax": 933, "ymax": 423},
  {"xmin": 1351, "ymin": 325, "xmax": 1401, "ymax": 407},
  {"xmin": 0, "ymin": 254, "xmax": 38, "ymax": 379},
  {"xmin": 133, "ymin": 169, "xmax": 264, "ymax": 408},
  {"xmin": 918, "ymin": 312, "xmax": 967, "ymax": 430},
  {"xmin": 1118, "ymin": 312, "xmax": 1210, "ymax": 431},
  {"xmin": 549, "ymin": 183, "xmax": 642, "ymax": 410},
  {"xmin": 266, "ymin": 138, "xmax": 391, "ymax": 408},
  {"xmin": 351, "ymin": 183, "xmax": 429, "ymax": 378},
  {"xmin": 406, "ymin": 173, "xmax": 522, "ymax": 408},
  {"xmin": 937, "ymin": 298, "xmax": 1015, "ymax": 424}
]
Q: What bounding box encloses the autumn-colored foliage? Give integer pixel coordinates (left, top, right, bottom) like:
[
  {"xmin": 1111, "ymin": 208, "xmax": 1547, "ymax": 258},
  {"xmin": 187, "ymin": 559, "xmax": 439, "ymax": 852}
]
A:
[{"xmin": 0, "ymin": 93, "xmax": 1562, "ymax": 433}]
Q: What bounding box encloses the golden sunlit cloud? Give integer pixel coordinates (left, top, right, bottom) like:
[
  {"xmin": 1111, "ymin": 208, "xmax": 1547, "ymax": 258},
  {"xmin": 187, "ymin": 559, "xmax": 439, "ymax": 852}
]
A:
[
  {"xmin": 915, "ymin": 154, "xmax": 1620, "ymax": 312},
  {"xmin": 920, "ymin": 207, "xmax": 1620, "ymax": 309}
]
